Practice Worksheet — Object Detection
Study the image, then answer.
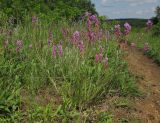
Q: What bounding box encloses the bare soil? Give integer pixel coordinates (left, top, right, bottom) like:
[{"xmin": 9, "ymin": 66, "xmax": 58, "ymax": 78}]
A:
[{"xmin": 119, "ymin": 43, "xmax": 160, "ymax": 123}]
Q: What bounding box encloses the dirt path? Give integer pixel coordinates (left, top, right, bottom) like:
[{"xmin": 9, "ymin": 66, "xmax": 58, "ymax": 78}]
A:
[{"xmin": 122, "ymin": 44, "xmax": 160, "ymax": 123}]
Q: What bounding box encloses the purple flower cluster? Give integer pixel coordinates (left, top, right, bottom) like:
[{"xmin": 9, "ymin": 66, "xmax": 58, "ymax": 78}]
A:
[
  {"xmin": 71, "ymin": 31, "xmax": 85, "ymax": 52},
  {"xmin": 124, "ymin": 22, "xmax": 131, "ymax": 36},
  {"xmin": 95, "ymin": 53, "xmax": 103, "ymax": 63},
  {"xmin": 85, "ymin": 13, "xmax": 101, "ymax": 42},
  {"xmin": 72, "ymin": 31, "xmax": 80, "ymax": 45},
  {"xmin": 95, "ymin": 49, "xmax": 109, "ymax": 68},
  {"xmin": 146, "ymin": 20, "xmax": 153, "ymax": 30},
  {"xmin": 52, "ymin": 44, "xmax": 63, "ymax": 58},
  {"xmin": 78, "ymin": 41, "xmax": 85, "ymax": 52},
  {"xmin": 58, "ymin": 44, "xmax": 63, "ymax": 57},
  {"xmin": 16, "ymin": 40, "xmax": 23, "ymax": 52},
  {"xmin": 29, "ymin": 44, "xmax": 33, "ymax": 49},
  {"xmin": 114, "ymin": 24, "xmax": 121, "ymax": 38},
  {"xmin": 88, "ymin": 31, "xmax": 96, "ymax": 42}
]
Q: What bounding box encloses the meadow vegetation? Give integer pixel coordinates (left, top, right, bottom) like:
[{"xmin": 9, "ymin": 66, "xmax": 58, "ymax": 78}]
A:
[
  {"xmin": 0, "ymin": 14, "xmax": 138, "ymax": 123},
  {"xmin": 0, "ymin": 1, "xmax": 160, "ymax": 122}
]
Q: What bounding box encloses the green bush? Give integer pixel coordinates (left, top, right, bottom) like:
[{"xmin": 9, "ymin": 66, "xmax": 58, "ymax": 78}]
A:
[
  {"xmin": 0, "ymin": 0, "xmax": 97, "ymax": 23},
  {"xmin": 152, "ymin": 22, "xmax": 160, "ymax": 36}
]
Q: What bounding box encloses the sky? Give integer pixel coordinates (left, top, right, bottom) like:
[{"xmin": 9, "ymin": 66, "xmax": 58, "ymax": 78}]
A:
[{"xmin": 91, "ymin": 0, "xmax": 160, "ymax": 19}]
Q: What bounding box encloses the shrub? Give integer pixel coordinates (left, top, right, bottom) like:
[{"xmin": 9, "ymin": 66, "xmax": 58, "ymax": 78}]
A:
[{"xmin": 152, "ymin": 22, "xmax": 160, "ymax": 36}]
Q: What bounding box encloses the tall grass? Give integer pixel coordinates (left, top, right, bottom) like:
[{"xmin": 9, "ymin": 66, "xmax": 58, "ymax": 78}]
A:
[
  {"xmin": 128, "ymin": 29, "xmax": 160, "ymax": 65},
  {"xmin": 0, "ymin": 16, "xmax": 137, "ymax": 122}
]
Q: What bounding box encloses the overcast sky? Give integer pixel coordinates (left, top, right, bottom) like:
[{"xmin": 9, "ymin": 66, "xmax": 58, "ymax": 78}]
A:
[{"xmin": 91, "ymin": 0, "xmax": 160, "ymax": 19}]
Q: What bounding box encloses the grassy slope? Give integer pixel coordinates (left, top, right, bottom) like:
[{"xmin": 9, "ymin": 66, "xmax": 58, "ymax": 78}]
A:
[{"xmin": 0, "ymin": 18, "xmax": 138, "ymax": 122}]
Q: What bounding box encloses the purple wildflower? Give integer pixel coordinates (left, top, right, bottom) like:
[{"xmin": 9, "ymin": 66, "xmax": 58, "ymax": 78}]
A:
[
  {"xmin": 95, "ymin": 54, "xmax": 100, "ymax": 63},
  {"xmin": 88, "ymin": 31, "xmax": 96, "ymax": 42},
  {"xmin": 29, "ymin": 44, "xmax": 33, "ymax": 49},
  {"xmin": 89, "ymin": 15, "xmax": 98, "ymax": 22},
  {"xmin": 52, "ymin": 45, "xmax": 57, "ymax": 58},
  {"xmin": 95, "ymin": 53, "xmax": 103, "ymax": 63},
  {"xmin": 124, "ymin": 22, "xmax": 131, "ymax": 35},
  {"xmin": 87, "ymin": 19, "xmax": 92, "ymax": 32},
  {"xmin": 78, "ymin": 41, "xmax": 85, "ymax": 52},
  {"xmin": 16, "ymin": 40, "xmax": 23, "ymax": 47},
  {"xmin": 114, "ymin": 24, "xmax": 121, "ymax": 37},
  {"xmin": 95, "ymin": 46, "xmax": 105, "ymax": 63},
  {"xmin": 72, "ymin": 31, "xmax": 80, "ymax": 45},
  {"xmin": 99, "ymin": 53, "xmax": 103, "ymax": 62},
  {"xmin": 58, "ymin": 44, "xmax": 63, "ymax": 57},
  {"xmin": 146, "ymin": 20, "xmax": 153, "ymax": 30},
  {"xmin": 16, "ymin": 40, "xmax": 23, "ymax": 52}
]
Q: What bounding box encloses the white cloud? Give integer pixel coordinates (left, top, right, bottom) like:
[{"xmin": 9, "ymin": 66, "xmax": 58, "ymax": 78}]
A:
[
  {"xmin": 135, "ymin": 7, "xmax": 155, "ymax": 15},
  {"xmin": 96, "ymin": 0, "xmax": 158, "ymax": 18},
  {"xmin": 101, "ymin": 0, "xmax": 158, "ymax": 5}
]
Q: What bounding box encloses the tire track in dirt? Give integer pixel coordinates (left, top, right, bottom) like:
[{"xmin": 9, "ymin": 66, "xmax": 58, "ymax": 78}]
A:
[{"xmin": 122, "ymin": 43, "xmax": 160, "ymax": 123}]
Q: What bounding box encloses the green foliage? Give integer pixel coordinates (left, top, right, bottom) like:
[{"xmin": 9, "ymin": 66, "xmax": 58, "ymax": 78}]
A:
[
  {"xmin": 155, "ymin": 6, "xmax": 160, "ymax": 20},
  {"xmin": 152, "ymin": 22, "xmax": 160, "ymax": 36},
  {"xmin": 152, "ymin": 17, "xmax": 159, "ymax": 25},
  {"xmin": 128, "ymin": 29, "xmax": 160, "ymax": 65},
  {"xmin": 109, "ymin": 19, "xmax": 147, "ymax": 29},
  {"xmin": 0, "ymin": 0, "xmax": 97, "ymax": 23},
  {"xmin": 0, "ymin": 17, "xmax": 137, "ymax": 122}
]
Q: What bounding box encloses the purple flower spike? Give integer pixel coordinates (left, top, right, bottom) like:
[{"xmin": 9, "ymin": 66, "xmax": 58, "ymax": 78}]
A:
[
  {"xmin": 73, "ymin": 31, "xmax": 80, "ymax": 39},
  {"xmin": 146, "ymin": 20, "xmax": 153, "ymax": 30},
  {"xmin": 88, "ymin": 31, "xmax": 96, "ymax": 42},
  {"xmin": 90, "ymin": 15, "xmax": 97, "ymax": 21},
  {"xmin": 95, "ymin": 54, "xmax": 99, "ymax": 63},
  {"xmin": 72, "ymin": 31, "xmax": 80, "ymax": 45},
  {"xmin": 99, "ymin": 53, "xmax": 103, "ymax": 62},
  {"xmin": 114, "ymin": 24, "xmax": 121, "ymax": 37},
  {"xmin": 95, "ymin": 52, "xmax": 103, "ymax": 63},
  {"xmin": 52, "ymin": 45, "xmax": 57, "ymax": 58},
  {"xmin": 78, "ymin": 41, "xmax": 85, "ymax": 52},
  {"xmin": 58, "ymin": 44, "xmax": 63, "ymax": 57},
  {"xmin": 29, "ymin": 44, "xmax": 33, "ymax": 49},
  {"xmin": 16, "ymin": 40, "xmax": 23, "ymax": 52},
  {"xmin": 16, "ymin": 40, "xmax": 23, "ymax": 47},
  {"xmin": 124, "ymin": 22, "xmax": 131, "ymax": 35}
]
